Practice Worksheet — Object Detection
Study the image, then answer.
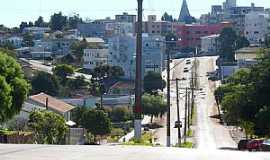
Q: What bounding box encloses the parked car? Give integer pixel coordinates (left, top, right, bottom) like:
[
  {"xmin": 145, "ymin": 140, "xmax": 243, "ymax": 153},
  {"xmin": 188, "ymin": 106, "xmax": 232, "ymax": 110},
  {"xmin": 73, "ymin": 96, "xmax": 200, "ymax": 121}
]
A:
[
  {"xmin": 183, "ymin": 67, "xmax": 189, "ymax": 73},
  {"xmin": 262, "ymin": 139, "xmax": 270, "ymax": 151},
  {"xmin": 238, "ymin": 139, "xmax": 250, "ymax": 150},
  {"xmin": 247, "ymin": 139, "xmax": 264, "ymax": 151}
]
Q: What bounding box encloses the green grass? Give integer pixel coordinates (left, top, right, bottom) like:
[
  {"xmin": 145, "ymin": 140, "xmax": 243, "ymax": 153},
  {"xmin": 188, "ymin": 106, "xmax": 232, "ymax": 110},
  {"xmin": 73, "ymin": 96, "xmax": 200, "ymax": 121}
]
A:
[
  {"xmin": 174, "ymin": 142, "xmax": 193, "ymax": 148},
  {"xmin": 187, "ymin": 129, "xmax": 193, "ymax": 137},
  {"xmin": 123, "ymin": 132, "xmax": 154, "ymax": 146}
]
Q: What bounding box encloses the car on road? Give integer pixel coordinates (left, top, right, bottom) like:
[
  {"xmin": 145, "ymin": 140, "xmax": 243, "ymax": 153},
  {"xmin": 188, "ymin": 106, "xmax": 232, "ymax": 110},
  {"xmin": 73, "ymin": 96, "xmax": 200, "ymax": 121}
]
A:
[
  {"xmin": 238, "ymin": 139, "xmax": 250, "ymax": 150},
  {"xmin": 262, "ymin": 139, "xmax": 270, "ymax": 151},
  {"xmin": 185, "ymin": 59, "xmax": 191, "ymax": 64},
  {"xmin": 247, "ymin": 139, "xmax": 264, "ymax": 151},
  {"xmin": 183, "ymin": 67, "xmax": 189, "ymax": 73}
]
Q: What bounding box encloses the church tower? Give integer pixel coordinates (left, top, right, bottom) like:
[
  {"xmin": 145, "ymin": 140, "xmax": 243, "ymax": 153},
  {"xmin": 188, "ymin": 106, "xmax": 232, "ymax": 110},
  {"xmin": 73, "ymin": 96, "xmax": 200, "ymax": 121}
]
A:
[{"xmin": 178, "ymin": 0, "xmax": 191, "ymax": 23}]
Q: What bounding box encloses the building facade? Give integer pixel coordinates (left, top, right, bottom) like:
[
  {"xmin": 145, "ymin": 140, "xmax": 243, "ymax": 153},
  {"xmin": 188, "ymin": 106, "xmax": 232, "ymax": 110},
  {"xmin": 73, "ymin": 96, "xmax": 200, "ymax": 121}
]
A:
[
  {"xmin": 245, "ymin": 12, "xmax": 270, "ymax": 45},
  {"xmin": 176, "ymin": 22, "xmax": 231, "ymax": 48},
  {"xmin": 201, "ymin": 34, "xmax": 220, "ymax": 55},
  {"xmin": 83, "ymin": 48, "xmax": 108, "ymax": 70},
  {"xmin": 108, "ymin": 34, "xmax": 164, "ymax": 79},
  {"xmin": 115, "ymin": 12, "xmax": 136, "ymax": 23}
]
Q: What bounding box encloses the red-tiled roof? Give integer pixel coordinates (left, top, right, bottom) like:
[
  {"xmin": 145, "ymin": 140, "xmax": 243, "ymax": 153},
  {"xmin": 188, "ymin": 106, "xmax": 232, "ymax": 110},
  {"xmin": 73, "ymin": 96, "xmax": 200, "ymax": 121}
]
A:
[{"xmin": 30, "ymin": 93, "xmax": 75, "ymax": 113}]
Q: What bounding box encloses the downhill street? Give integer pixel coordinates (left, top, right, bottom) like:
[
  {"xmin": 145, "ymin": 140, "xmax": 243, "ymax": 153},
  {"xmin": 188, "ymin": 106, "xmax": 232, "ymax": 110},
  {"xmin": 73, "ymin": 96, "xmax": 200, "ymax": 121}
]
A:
[
  {"xmin": 155, "ymin": 56, "xmax": 236, "ymax": 149},
  {"xmin": 196, "ymin": 56, "xmax": 236, "ymax": 150}
]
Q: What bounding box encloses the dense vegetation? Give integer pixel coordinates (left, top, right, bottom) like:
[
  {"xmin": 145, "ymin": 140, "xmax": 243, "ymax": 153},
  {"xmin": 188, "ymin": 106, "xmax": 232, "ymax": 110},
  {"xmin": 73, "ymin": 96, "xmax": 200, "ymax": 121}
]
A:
[
  {"xmin": 215, "ymin": 52, "xmax": 270, "ymax": 137},
  {"xmin": 0, "ymin": 51, "xmax": 30, "ymax": 123}
]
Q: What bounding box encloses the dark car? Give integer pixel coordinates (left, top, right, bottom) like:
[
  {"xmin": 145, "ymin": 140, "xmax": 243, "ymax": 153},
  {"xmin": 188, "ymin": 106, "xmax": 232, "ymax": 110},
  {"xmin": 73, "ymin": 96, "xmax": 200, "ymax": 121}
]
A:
[
  {"xmin": 238, "ymin": 139, "xmax": 250, "ymax": 150},
  {"xmin": 247, "ymin": 139, "xmax": 264, "ymax": 151},
  {"xmin": 262, "ymin": 139, "xmax": 270, "ymax": 151}
]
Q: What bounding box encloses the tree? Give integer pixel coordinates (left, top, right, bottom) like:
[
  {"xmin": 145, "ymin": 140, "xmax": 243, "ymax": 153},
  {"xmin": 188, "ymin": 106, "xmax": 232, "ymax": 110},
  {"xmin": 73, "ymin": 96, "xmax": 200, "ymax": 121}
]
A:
[
  {"xmin": 81, "ymin": 109, "xmax": 112, "ymax": 137},
  {"xmin": 144, "ymin": 71, "xmax": 166, "ymax": 94},
  {"xmin": 219, "ymin": 27, "xmax": 238, "ymax": 61},
  {"xmin": 235, "ymin": 36, "xmax": 250, "ymax": 50},
  {"xmin": 19, "ymin": 22, "xmax": 28, "ymax": 32},
  {"xmin": 50, "ymin": 12, "xmax": 67, "ymax": 31},
  {"xmin": 0, "ymin": 52, "xmax": 30, "ymax": 123},
  {"xmin": 142, "ymin": 94, "xmax": 167, "ymax": 123},
  {"xmin": 161, "ymin": 12, "xmax": 174, "ymax": 22},
  {"xmin": 34, "ymin": 16, "xmax": 47, "ymax": 27},
  {"xmin": 110, "ymin": 107, "xmax": 133, "ymax": 122},
  {"xmin": 92, "ymin": 65, "xmax": 124, "ymax": 79},
  {"xmin": 28, "ymin": 110, "xmax": 68, "ymax": 144},
  {"xmin": 53, "ymin": 64, "xmax": 74, "ymax": 83},
  {"xmin": 215, "ymin": 56, "xmax": 270, "ymax": 137},
  {"xmin": 67, "ymin": 76, "xmax": 89, "ymax": 90},
  {"xmin": 70, "ymin": 39, "xmax": 89, "ymax": 62},
  {"xmin": 67, "ymin": 14, "xmax": 83, "ymax": 29},
  {"xmin": 31, "ymin": 71, "xmax": 60, "ymax": 96},
  {"xmin": 22, "ymin": 33, "xmax": 34, "ymax": 47}
]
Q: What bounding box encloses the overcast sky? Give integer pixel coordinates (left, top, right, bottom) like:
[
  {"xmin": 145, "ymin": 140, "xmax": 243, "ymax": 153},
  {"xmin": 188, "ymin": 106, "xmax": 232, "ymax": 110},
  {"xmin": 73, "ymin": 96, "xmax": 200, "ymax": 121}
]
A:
[{"xmin": 0, "ymin": 0, "xmax": 269, "ymax": 27}]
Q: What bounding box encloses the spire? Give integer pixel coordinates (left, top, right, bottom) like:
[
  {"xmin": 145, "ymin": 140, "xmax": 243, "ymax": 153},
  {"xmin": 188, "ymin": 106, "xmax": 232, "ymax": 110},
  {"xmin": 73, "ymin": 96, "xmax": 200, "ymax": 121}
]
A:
[{"xmin": 178, "ymin": 0, "xmax": 191, "ymax": 23}]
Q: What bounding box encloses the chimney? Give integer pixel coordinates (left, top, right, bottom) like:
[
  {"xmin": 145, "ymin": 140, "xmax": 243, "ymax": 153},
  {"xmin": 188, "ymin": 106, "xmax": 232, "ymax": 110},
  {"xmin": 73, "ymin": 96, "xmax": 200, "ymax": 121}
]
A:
[{"xmin": 45, "ymin": 97, "xmax": 48, "ymax": 110}]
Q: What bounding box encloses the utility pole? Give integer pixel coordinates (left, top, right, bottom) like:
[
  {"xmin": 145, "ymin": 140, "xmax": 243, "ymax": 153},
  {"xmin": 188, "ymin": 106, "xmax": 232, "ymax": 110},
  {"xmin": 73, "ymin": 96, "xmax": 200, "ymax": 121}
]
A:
[
  {"xmin": 187, "ymin": 91, "xmax": 191, "ymax": 130},
  {"xmin": 134, "ymin": 0, "xmax": 143, "ymax": 140},
  {"xmin": 176, "ymin": 79, "xmax": 182, "ymax": 145},
  {"xmin": 166, "ymin": 40, "xmax": 171, "ymax": 147},
  {"xmin": 184, "ymin": 87, "xmax": 188, "ymax": 143}
]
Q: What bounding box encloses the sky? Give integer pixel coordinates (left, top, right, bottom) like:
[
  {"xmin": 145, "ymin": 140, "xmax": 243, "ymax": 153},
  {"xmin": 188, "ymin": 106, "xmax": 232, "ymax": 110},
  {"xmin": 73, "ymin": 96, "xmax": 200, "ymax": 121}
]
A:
[{"xmin": 0, "ymin": 0, "xmax": 269, "ymax": 27}]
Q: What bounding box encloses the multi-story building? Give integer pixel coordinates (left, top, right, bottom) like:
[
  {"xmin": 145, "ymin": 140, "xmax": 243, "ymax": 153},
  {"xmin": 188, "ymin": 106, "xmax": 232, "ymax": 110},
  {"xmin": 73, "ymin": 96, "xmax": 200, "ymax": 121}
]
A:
[
  {"xmin": 138, "ymin": 15, "xmax": 181, "ymax": 35},
  {"xmin": 245, "ymin": 12, "xmax": 270, "ymax": 45},
  {"xmin": 83, "ymin": 48, "xmax": 108, "ymax": 70},
  {"xmin": 176, "ymin": 22, "xmax": 231, "ymax": 49},
  {"xmin": 105, "ymin": 22, "xmax": 134, "ymax": 37},
  {"xmin": 108, "ymin": 34, "xmax": 164, "ymax": 79},
  {"xmin": 0, "ymin": 36, "xmax": 23, "ymax": 48},
  {"xmin": 201, "ymin": 34, "xmax": 220, "ymax": 55},
  {"xmin": 108, "ymin": 34, "xmax": 136, "ymax": 79},
  {"xmin": 23, "ymin": 27, "xmax": 50, "ymax": 40},
  {"xmin": 115, "ymin": 12, "xmax": 136, "ymax": 23}
]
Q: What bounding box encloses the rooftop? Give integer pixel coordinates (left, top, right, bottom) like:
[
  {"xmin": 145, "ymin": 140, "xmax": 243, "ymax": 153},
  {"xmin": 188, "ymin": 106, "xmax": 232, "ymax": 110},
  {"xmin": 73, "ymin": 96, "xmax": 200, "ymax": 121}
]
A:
[
  {"xmin": 29, "ymin": 93, "xmax": 75, "ymax": 113},
  {"xmin": 235, "ymin": 47, "xmax": 261, "ymax": 54}
]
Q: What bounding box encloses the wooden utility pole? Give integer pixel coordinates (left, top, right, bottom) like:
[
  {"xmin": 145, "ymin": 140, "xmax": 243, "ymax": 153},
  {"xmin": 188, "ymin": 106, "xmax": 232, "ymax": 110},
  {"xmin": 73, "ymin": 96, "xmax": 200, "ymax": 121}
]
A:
[
  {"xmin": 134, "ymin": 0, "xmax": 143, "ymax": 140},
  {"xmin": 184, "ymin": 87, "xmax": 188, "ymax": 143},
  {"xmin": 176, "ymin": 79, "xmax": 182, "ymax": 145},
  {"xmin": 166, "ymin": 42, "xmax": 171, "ymax": 147}
]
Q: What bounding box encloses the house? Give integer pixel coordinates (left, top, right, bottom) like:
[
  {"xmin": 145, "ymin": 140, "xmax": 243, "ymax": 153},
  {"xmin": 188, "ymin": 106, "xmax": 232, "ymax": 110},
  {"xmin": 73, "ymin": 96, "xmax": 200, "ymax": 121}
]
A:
[
  {"xmin": 83, "ymin": 48, "xmax": 109, "ymax": 70},
  {"xmin": 21, "ymin": 93, "xmax": 75, "ymax": 121},
  {"xmin": 235, "ymin": 47, "xmax": 261, "ymax": 68},
  {"xmin": 201, "ymin": 34, "xmax": 220, "ymax": 55}
]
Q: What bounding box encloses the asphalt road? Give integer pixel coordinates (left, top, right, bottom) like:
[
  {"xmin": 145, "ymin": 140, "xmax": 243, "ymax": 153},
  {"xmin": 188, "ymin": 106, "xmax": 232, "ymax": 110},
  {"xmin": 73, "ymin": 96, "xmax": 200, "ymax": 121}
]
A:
[
  {"xmin": 0, "ymin": 144, "xmax": 269, "ymax": 160},
  {"xmin": 196, "ymin": 56, "xmax": 236, "ymax": 150},
  {"xmin": 155, "ymin": 56, "xmax": 237, "ymax": 149}
]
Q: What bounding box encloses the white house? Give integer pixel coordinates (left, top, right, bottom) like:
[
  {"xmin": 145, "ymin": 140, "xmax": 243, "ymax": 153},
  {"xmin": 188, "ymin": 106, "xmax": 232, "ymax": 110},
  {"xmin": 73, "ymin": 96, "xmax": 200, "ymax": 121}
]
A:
[
  {"xmin": 245, "ymin": 12, "xmax": 270, "ymax": 45},
  {"xmin": 83, "ymin": 48, "xmax": 109, "ymax": 70},
  {"xmin": 20, "ymin": 93, "xmax": 75, "ymax": 121},
  {"xmin": 201, "ymin": 34, "xmax": 220, "ymax": 55}
]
